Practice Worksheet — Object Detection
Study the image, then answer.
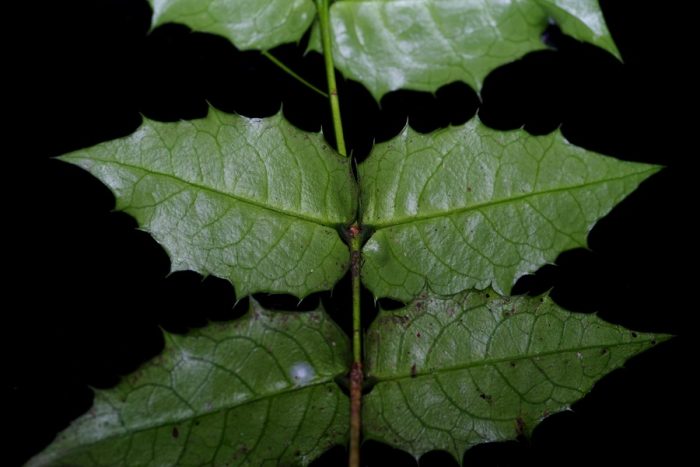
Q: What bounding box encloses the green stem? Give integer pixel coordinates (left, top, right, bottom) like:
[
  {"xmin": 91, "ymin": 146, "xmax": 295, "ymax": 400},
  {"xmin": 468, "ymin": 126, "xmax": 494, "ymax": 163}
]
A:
[
  {"xmin": 316, "ymin": 2, "xmax": 359, "ymax": 465},
  {"xmin": 316, "ymin": 0, "xmax": 347, "ymax": 157},
  {"xmin": 261, "ymin": 51, "xmax": 329, "ymax": 98}
]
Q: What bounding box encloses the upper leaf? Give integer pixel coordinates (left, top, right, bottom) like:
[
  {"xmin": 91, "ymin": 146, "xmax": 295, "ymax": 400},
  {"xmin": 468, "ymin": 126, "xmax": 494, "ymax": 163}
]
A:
[
  {"xmin": 27, "ymin": 301, "xmax": 350, "ymax": 466},
  {"xmin": 359, "ymin": 119, "xmax": 658, "ymax": 301},
  {"xmin": 147, "ymin": 0, "xmax": 316, "ymax": 50},
  {"xmin": 363, "ymin": 290, "xmax": 668, "ymax": 461},
  {"xmin": 322, "ymin": 0, "xmax": 619, "ymax": 99},
  {"xmin": 61, "ymin": 109, "xmax": 356, "ymax": 298},
  {"xmin": 148, "ymin": 0, "xmax": 618, "ymax": 100}
]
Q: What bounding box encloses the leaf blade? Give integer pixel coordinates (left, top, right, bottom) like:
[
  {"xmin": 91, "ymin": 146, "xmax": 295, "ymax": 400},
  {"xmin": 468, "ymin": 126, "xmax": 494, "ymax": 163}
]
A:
[
  {"xmin": 61, "ymin": 109, "xmax": 355, "ymax": 298},
  {"xmin": 326, "ymin": 0, "xmax": 618, "ymax": 100},
  {"xmin": 363, "ymin": 290, "xmax": 669, "ymax": 460},
  {"xmin": 359, "ymin": 120, "xmax": 659, "ymax": 301},
  {"xmin": 147, "ymin": 0, "xmax": 316, "ymax": 50},
  {"xmin": 27, "ymin": 302, "xmax": 350, "ymax": 466}
]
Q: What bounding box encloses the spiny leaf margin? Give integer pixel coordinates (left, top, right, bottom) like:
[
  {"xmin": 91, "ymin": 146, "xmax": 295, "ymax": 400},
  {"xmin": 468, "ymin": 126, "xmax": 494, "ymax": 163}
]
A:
[
  {"xmin": 359, "ymin": 118, "xmax": 659, "ymax": 302},
  {"xmin": 363, "ymin": 289, "xmax": 669, "ymax": 461},
  {"xmin": 319, "ymin": 0, "xmax": 620, "ymax": 100},
  {"xmin": 61, "ymin": 108, "xmax": 356, "ymax": 299},
  {"xmin": 27, "ymin": 300, "xmax": 351, "ymax": 466}
]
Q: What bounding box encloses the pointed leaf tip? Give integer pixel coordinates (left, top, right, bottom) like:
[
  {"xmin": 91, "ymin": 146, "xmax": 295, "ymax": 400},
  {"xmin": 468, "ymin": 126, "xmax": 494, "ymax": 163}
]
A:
[
  {"xmin": 27, "ymin": 304, "xmax": 350, "ymax": 466},
  {"xmin": 60, "ymin": 108, "xmax": 356, "ymax": 299},
  {"xmin": 363, "ymin": 289, "xmax": 668, "ymax": 460},
  {"xmin": 359, "ymin": 120, "xmax": 658, "ymax": 302}
]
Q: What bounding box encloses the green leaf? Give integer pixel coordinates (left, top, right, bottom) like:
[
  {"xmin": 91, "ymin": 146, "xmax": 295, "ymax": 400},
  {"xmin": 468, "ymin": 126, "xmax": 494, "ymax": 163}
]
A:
[
  {"xmin": 61, "ymin": 109, "xmax": 355, "ymax": 298},
  {"xmin": 321, "ymin": 0, "xmax": 619, "ymax": 100},
  {"xmin": 359, "ymin": 119, "xmax": 658, "ymax": 301},
  {"xmin": 27, "ymin": 301, "xmax": 350, "ymax": 466},
  {"xmin": 363, "ymin": 290, "xmax": 668, "ymax": 461},
  {"xmin": 147, "ymin": 0, "xmax": 316, "ymax": 50}
]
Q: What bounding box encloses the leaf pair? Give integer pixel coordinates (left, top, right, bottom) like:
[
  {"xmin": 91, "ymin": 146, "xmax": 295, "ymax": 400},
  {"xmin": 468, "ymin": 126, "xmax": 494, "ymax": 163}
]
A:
[
  {"xmin": 149, "ymin": 0, "xmax": 619, "ymax": 98},
  {"xmin": 59, "ymin": 109, "xmax": 657, "ymax": 302},
  {"xmin": 28, "ymin": 291, "xmax": 665, "ymax": 466}
]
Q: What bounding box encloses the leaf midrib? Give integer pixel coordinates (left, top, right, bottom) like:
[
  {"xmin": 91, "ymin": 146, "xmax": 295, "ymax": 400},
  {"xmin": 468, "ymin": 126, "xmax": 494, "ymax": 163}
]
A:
[
  {"xmin": 49, "ymin": 378, "xmax": 339, "ymax": 459},
  {"xmin": 64, "ymin": 156, "xmax": 346, "ymax": 228},
  {"xmin": 363, "ymin": 168, "xmax": 658, "ymax": 229},
  {"xmin": 371, "ymin": 337, "xmax": 659, "ymax": 383}
]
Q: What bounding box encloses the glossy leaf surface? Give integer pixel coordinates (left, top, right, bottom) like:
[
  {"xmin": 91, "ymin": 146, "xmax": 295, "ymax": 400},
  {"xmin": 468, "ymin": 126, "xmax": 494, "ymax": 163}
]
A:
[
  {"xmin": 359, "ymin": 119, "xmax": 658, "ymax": 301},
  {"xmin": 323, "ymin": 0, "xmax": 619, "ymax": 99},
  {"xmin": 28, "ymin": 301, "xmax": 350, "ymax": 466},
  {"xmin": 147, "ymin": 0, "xmax": 316, "ymax": 50},
  {"xmin": 61, "ymin": 109, "xmax": 356, "ymax": 298},
  {"xmin": 363, "ymin": 290, "xmax": 667, "ymax": 460}
]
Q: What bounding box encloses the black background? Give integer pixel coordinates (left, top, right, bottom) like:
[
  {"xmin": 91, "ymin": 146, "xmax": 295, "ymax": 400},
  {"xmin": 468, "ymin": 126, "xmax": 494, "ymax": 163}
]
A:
[{"xmin": 7, "ymin": 0, "xmax": 692, "ymax": 466}]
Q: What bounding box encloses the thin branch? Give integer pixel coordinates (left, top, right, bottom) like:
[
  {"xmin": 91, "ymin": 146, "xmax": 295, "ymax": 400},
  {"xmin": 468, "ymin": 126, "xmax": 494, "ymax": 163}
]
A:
[
  {"xmin": 261, "ymin": 50, "xmax": 329, "ymax": 98},
  {"xmin": 316, "ymin": 0, "xmax": 347, "ymax": 157}
]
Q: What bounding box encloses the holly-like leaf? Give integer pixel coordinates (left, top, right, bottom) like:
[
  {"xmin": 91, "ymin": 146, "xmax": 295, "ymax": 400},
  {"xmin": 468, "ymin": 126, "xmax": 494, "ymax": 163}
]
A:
[
  {"xmin": 363, "ymin": 290, "xmax": 668, "ymax": 461},
  {"xmin": 60, "ymin": 109, "xmax": 356, "ymax": 298},
  {"xmin": 318, "ymin": 0, "xmax": 619, "ymax": 100},
  {"xmin": 359, "ymin": 119, "xmax": 658, "ymax": 301},
  {"xmin": 147, "ymin": 0, "xmax": 316, "ymax": 50},
  {"xmin": 27, "ymin": 301, "xmax": 350, "ymax": 466},
  {"xmin": 27, "ymin": 1, "xmax": 669, "ymax": 465}
]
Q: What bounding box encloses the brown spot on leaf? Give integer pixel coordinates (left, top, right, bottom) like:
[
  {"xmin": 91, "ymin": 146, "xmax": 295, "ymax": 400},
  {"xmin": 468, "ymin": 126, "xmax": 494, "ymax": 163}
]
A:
[
  {"xmin": 411, "ymin": 363, "xmax": 417, "ymax": 378},
  {"xmin": 515, "ymin": 417, "xmax": 526, "ymax": 436},
  {"xmin": 172, "ymin": 426, "xmax": 179, "ymax": 439},
  {"xmin": 232, "ymin": 445, "xmax": 250, "ymax": 461},
  {"xmin": 392, "ymin": 315, "xmax": 411, "ymax": 328}
]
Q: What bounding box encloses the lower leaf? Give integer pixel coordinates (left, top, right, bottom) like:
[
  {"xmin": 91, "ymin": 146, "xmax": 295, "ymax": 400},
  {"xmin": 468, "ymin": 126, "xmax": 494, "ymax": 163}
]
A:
[
  {"xmin": 27, "ymin": 301, "xmax": 350, "ymax": 466},
  {"xmin": 363, "ymin": 290, "xmax": 669, "ymax": 461}
]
